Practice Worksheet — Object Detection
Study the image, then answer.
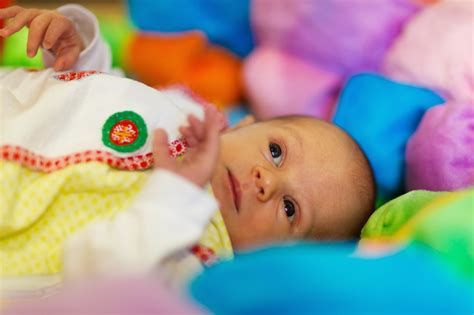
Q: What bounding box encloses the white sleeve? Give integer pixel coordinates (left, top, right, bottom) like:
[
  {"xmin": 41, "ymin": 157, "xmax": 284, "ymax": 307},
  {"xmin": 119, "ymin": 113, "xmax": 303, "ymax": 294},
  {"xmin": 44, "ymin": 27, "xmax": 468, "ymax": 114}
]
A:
[
  {"xmin": 42, "ymin": 4, "xmax": 112, "ymax": 73},
  {"xmin": 62, "ymin": 169, "xmax": 218, "ymax": 279}
]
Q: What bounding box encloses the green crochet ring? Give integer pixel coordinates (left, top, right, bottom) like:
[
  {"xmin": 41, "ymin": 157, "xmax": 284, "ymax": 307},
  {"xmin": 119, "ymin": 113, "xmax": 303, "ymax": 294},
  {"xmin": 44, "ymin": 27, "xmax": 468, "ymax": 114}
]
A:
[{"xmin": 102, "ymin": 111, "xmax": 148, "ymax": 153}]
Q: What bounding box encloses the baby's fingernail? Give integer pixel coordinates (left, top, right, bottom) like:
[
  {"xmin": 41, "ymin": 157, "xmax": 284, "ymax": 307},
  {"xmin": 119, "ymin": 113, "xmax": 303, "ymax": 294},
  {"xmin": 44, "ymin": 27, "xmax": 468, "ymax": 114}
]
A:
[{"xmin": 27, "ymin": 50, "xmax": 34, "ymax": 57}]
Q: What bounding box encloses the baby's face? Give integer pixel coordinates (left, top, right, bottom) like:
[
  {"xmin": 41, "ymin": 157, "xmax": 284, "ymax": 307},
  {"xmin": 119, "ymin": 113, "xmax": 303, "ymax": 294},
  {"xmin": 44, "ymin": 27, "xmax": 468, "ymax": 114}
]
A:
[{"xmin": 211, "ymin": 117, "xmax": 363, "ymax": 250}]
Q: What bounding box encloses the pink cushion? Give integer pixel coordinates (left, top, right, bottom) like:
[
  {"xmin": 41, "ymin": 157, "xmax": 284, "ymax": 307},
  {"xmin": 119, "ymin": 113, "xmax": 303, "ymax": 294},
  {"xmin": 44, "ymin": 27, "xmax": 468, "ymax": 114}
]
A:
[
  {"xmin": 406, "ymin": 101, "xmax": 474, "ymax": 191},
  {"xmin": 244, "ymin": 47, "xmax": 340, "ymax": 120}
]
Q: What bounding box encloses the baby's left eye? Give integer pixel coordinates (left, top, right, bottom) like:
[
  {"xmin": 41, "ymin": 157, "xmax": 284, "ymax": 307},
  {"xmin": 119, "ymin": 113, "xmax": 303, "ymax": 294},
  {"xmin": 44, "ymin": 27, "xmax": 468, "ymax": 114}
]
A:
[{"xmin": 269, "ymin": 143, "xmax": 282, "ymax": 166}]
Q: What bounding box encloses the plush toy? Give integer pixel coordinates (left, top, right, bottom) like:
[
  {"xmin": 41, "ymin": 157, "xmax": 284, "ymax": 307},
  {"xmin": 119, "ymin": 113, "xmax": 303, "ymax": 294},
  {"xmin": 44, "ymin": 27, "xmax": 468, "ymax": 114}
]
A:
[
  {"xmin": 191, "ymin": 242, "xmax": 473, "ymax": 314},
  {"xmin": 406, "ymin": 102, "xmax": 474, "ymax": 191},
  {"xmin": 244, "ymin": 0, "xmax": 421, "ymax": 120},
  {"xmin": 126, "ymin": 0, "xmax": 253, "ymax": 58},
  {"xmin": 333, "ymin": 73, "xmax": 444, "ymax": 203},
  {"xmin": 383, "ymin": 0, "xmax": 474, "ymax": 103},
  {"xmin": 125, "ymin": 0, "xmax": 252, "ymax": 109},
  {"xmin": 361, "ymin": 188, "xmax": 474, "ymax": 278},
  {"xmin": 383, "ymin": 1, "xmax": 474, "ymax": 192},
  {"xmin": 125, "ymin": 32, "xmax": 242, "ymax": 109}
]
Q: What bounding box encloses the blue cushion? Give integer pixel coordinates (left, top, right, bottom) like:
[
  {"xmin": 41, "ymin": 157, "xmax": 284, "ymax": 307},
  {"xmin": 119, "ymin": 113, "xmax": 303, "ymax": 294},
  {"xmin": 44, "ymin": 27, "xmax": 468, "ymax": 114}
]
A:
[
  {"xmin": 190, "ymin": 243, "xmax": 473, "ymax": 315},
  {"xmin": 333, "ymin": 73, "xmax": 444, "ymax": 202},
  {"xmin": 127, "ymin": 0, "xmax": 254, "ymax": 57}
]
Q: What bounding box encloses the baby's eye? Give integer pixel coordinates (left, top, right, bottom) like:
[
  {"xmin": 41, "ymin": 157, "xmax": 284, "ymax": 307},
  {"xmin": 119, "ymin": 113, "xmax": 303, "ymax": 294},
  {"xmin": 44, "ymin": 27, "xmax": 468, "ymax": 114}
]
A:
[
  {"xmin": 283, "ymin": 198, "xmax": 296, "ymax": 223},
  {"xmin": 269, "ymin": 143, "xmax": 282, "ymax": 166}
]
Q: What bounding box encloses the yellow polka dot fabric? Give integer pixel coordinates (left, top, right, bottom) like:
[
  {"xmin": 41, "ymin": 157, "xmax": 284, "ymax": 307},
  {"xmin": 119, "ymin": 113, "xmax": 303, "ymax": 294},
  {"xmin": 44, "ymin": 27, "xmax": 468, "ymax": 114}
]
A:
[
  {"xmin": 199, "ymin": 210, "xmax": 233, "ymax": 259},
  {"xmin": 0, "ymin": 161, "xmax": 148, "ymax": 276}
]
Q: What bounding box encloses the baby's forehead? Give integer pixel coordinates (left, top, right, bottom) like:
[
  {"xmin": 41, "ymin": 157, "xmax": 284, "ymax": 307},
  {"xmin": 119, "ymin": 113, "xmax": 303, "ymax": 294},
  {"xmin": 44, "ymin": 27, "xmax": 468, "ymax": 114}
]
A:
[
  {"xmin": 265, "ymin": 117, "xmax": 346, "ymax": 143},
  {"xmin": 266, "ymin": 116, "xmax": 331, "ymax": 130}
]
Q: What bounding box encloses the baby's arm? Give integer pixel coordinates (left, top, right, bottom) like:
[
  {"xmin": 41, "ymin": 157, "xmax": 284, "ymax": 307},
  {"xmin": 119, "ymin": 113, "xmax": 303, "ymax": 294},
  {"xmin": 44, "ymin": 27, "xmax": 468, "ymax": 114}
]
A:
[
  {"xmin": 63, "ymin": 109, "xmax": 221, "ymax": 278},
  {"xmin": 0, "ymin": 5, "xmax": 111, "ymax": 72},
  {"xmin": 43, "ymin": 4, "xmax": 111, "ymax": 73},
  {"xmin": 63, "ymin": 169, "xmax": 218, "ymax": 278}
]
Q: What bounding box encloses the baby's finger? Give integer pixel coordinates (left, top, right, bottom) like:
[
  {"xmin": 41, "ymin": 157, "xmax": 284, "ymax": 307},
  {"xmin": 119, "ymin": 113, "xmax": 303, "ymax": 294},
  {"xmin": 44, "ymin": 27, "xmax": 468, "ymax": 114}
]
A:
[
  {"xmin": 152, "ymin": 129, "xmax": 174, "ymax": 169},
  {"xmin": 0, "ymin": 9, "xmax": 36, "ymax": 37},
  {"xmin": 188, "ymin": 114, "xmax": 205, "ymax": 141},
  {"xmin": 54, "ymin": 45, "xmax": 81, "ymax": 71},
  {"xmin": 179, "ymin": 126, "xmax": 198, "ymax": 147},
  {"xmin": 204, "ymin": 106, "xmax": 221, "ymax": 132},
  {"xmin": 0, "ymin": 6, "xmax": 22, "ymax": 21},
  {"xmin": 43, "ymin": 17, "xmax": 70, "ymax": 50},
  {"xmin": 26, "ymin": 14, "xmax": 52, "ymax": 57},
  {"xmin": 202, "ymin": 108, "xmax": 220, "ymax": 153}
]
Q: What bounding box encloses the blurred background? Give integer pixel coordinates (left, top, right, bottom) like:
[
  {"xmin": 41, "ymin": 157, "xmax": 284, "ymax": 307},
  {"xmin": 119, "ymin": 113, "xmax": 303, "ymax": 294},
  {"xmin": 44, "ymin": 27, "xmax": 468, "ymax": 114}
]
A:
[
  {"xmin": 3, "ymin": 0, "xmax": 252, "ymax": 123},
  {"xmin": 3, "ymin": 0, "xmax": 127, "ymax": 70},
  {"xmin": 1, "ymin": 1, "xmax": 473, "ymax": 314}
]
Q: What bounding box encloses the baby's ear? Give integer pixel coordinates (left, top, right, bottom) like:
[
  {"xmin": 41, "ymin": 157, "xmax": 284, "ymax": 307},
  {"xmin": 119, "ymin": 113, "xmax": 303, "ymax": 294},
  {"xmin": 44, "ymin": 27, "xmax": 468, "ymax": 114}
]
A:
[{"xmin": 227, "ymin": 115, "xmax": 256, "ymax": 131}]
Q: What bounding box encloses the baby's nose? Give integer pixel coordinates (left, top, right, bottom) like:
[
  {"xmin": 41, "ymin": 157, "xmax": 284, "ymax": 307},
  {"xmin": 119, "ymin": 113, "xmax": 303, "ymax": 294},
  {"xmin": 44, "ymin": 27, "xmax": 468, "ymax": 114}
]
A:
[{"xmin": 252, "ymin": 166, "xmax": 277, "ymax": 202}]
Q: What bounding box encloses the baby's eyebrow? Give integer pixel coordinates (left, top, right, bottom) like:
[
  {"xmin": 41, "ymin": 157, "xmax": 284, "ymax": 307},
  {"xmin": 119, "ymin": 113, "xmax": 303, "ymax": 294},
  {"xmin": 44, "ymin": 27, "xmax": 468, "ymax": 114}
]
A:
[{"xmin": 278, "ymin": 125, "xmax": 303, "ymax": 151}]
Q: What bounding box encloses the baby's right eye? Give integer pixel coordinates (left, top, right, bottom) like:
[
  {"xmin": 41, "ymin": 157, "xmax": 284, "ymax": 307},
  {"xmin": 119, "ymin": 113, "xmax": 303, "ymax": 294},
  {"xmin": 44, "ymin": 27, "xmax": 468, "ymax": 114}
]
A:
[
  {"xmin": 269, "ymin": 143, "xmax": 283, "ymax": 167},
  {"xmin": 283, "ymin": 198, "xmax": 296, "ymax": 223}
]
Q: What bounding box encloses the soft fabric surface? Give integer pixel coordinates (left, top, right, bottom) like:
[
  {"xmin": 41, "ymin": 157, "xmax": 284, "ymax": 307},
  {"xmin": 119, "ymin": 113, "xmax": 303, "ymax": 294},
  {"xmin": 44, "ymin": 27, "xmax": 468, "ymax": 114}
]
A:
[
  {"xmin": 127, "ymin": 0, "xmax": 253, "ymax": 57},
  {"xmin": 406, "ymin": 101, "xmax": 474, "ymax": 191},
  {"xmin": 190, "ymin": 243, "xmax": 473, "ymax": 315},
  {"xmin": 125, "ymin": 32, "xmax": 243, "ymax": 108},
  {"xmin": 0, "ymin": 161, "xmax": 146, "ymax": 275},
  {"xmin": 251, "ymin": 0, "xmax": 419, "ymax": 74},
  {"xmin": 361, "ymin": 190, "xmax": 442, "ymax": 238},
  {"xmin": 362, "ymin": 189, "xmax": 474, "ymax": 279},
  {"xmin": 4, "ymin": 277, "xmax": 207, "ymax": 315},
  {"xmin": 333, "ymin": 73, "xmax": 445, "ymax": 202},
  {"xmin": 0, "ymin": 70, "xmax": 230, "ymax": 277},
  {"xmin": 243, "ymin": 47, "xmax": 339, "ymax": 120},
  {"xmin": 244, "ymin": 0, "xmax": 419, "ymax": 119},
  {"xmin": 0, "ymin": 147, "xmax": 229, "ymax": 278},
  {"xmin": 384, "ymin": 0, "xmax": 474, "ymax": 103}
]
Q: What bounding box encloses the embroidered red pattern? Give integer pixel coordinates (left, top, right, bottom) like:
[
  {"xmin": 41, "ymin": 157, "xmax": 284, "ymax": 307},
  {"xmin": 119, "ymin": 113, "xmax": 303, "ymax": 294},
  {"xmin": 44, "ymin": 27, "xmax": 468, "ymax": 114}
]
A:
[
  {"xmin": 168, "ymin": 138, "xmax": 188, "ymax": 157},
  {"xmin": 191, "ymin": 244, "xmax": 219, "ymax": 267},
  {"xmin": 54, "ymin": 70, "xmax": 99, "ymax": 81},
  {"xmin": 109, "ymin": 120, "xmax": 139, "ymax": 146},
  {"xmin": 0, "ymin": 138, "xmax": 188, "ymax": 173}
]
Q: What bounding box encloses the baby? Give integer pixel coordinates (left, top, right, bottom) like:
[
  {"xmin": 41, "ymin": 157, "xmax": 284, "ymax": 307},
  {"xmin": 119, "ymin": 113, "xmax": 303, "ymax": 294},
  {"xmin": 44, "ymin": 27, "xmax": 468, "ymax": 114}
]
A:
[{"xmin": 0, "ymin": 5, "xmax": 375, "ymax": 280}]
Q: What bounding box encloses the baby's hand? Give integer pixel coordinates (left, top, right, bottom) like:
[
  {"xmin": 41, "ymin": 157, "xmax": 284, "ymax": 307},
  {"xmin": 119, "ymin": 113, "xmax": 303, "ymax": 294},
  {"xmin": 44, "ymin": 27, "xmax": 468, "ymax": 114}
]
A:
[
  {"xmin": 153, "ymin": 107, "xmax": 221, "ymax": 187},
  {"xmin": 0, "ymin": 6, "xmax": 83, "ymax": 71}
]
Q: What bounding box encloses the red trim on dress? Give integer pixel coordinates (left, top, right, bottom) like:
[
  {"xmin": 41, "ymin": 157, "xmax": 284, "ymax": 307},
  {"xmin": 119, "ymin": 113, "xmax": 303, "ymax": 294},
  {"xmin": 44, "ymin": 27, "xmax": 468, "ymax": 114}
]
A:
[{"xmin": 0, "ymin": 138, "xmax": 188, "ymax": 173}]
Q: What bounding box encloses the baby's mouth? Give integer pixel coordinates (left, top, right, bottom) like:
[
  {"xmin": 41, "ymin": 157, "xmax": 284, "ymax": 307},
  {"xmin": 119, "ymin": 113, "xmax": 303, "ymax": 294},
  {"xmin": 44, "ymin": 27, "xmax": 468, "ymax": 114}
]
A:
[{"xmin": 227, "ymin": 169, "xmax": 241, "ymax": 212}]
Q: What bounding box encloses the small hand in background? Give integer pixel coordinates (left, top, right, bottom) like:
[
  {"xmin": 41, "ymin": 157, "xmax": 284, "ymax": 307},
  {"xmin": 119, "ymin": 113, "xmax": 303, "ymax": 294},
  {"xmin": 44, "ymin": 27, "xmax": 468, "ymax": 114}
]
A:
[
  {"xmin": 0, "ymin": 6, "xmax": 83, "ymax": 71},
  {"xmin": 153, "ymin": 107, "xmax": 221, "ymax": 187}
]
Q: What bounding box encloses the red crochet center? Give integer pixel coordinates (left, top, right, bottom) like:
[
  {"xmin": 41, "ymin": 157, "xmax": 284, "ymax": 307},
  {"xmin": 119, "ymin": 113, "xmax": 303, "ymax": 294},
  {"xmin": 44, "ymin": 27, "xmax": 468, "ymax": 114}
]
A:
[
  {"xmin": 109, "ymin": 120, "xmax": 139, "ymax": 146},
  {"xmin": 0, "ymin": 138, "xmax": 188, "ymax": 173}
]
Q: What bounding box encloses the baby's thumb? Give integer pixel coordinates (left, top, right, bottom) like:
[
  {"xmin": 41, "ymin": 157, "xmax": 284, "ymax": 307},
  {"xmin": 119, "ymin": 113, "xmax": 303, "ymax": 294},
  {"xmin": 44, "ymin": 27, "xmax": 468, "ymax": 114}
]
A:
[
  {"xmin": 204, "ymin": 108, "xmax": 221, "ymax": 150},
  {"xmin": 54, "ymin": 49, "xmax": 79, "ymax": 71},
  {"xmin": 152, "ymin": 129, "xmax": 172, "ymax": 169}
]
